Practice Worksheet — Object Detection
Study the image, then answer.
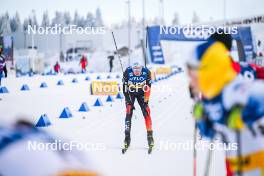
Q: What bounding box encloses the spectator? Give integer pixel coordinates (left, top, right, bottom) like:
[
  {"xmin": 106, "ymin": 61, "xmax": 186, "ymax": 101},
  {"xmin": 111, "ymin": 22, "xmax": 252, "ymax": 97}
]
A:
[
  {"xmin": 107, "ymin": 55, "xmax": 115, "ymax": 72},
  {"xmin": 54, "ymin": 61, "xmax": 61, "ymax": 74},
  {"xmin": 60, "ymin": 51, "xmax": 64, "ymax": 62},
  {"xmin": 80, "ymin": 55, "xmax": 88, "ymax": 73},
  {"xmin": 257, "ymin": 40, "xmax": 261, "ymax": 47}
]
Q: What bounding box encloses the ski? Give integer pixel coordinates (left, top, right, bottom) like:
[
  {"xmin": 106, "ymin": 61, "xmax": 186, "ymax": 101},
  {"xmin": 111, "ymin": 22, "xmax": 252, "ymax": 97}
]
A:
[
  {"xmin": 148, "ymin": 145, "xmax": 153, "ymax": 154},
  {"xmin": 147, "ymin": 131, "xmax": 154, "ymax": 154},
  {"xmin": 122, "ymin": 142, "xmax": 129, "ymax": 154},
  {"xmin": 122, "ymin": 147, "xmax": 128, "ymax": 154}
]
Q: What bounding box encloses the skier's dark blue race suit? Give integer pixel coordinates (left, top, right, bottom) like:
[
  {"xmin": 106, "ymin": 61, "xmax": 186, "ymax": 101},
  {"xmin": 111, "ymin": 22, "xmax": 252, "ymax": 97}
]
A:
[{"xmin": 122, "ymin": 66, "xmax": 152, "ymax": 137}]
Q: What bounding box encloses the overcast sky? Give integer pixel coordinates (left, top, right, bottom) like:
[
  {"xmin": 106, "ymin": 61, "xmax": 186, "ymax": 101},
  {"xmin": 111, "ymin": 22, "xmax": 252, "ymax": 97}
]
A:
[{"xmin": 1, "ymin": 0, "xmax": 263, "ymax": 25}]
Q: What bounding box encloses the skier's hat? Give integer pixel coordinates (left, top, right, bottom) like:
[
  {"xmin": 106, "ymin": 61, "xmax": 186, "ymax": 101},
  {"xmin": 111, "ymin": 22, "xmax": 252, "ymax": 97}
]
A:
[
  {"xmin": 209, "ymin": 31, "xmax": 232, "ymax": 51},
  {"xmin": 131, "ymin": 62, "xmax": 143, "ymax": 74}
]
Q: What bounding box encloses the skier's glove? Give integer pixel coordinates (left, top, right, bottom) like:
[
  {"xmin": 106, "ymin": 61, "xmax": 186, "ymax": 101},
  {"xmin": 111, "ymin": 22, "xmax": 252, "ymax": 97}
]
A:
[
  {"xmin": 193, "ymin": 102, "xmax": 203, "ymax": 120},
  {"xmin": 197, "ymin": 117, "xmax": 215, "ymax": 139},
  {"xmin": 227, "ymin": 106, "xmax": 245, "ymax": 130},
  {"xmin": 144, "ymin": 85, "xmax": 151, "ymax": 103}
]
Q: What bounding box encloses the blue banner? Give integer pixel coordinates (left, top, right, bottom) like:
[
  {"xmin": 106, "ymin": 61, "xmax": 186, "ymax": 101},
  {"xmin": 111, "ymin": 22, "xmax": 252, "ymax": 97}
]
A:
[{"xmin": 147, "ymin": 25, "xmax": 254, "ymax": 64}]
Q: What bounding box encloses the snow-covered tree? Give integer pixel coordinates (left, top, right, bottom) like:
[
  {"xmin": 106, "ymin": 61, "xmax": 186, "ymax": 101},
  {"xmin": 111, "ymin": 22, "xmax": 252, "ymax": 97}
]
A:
[
  {"xmin": 192, "ymin": 11, "xmax": 200, "ymax": 24},
  {"xmin": 23, "ymin": 18, "xmax": 29, "ymax": 32},
  {"xmin": 0, "ymin": 12, "xmax": 12, "ymax": 34},
  {"xmin": 52, "ymin": 11, "xmax": 64, "ymax": 26},
  {"xmin": 85, "ymin": 12, "xmax": 94, "ymax": 27},
  {"xmin": 41, "ymin": 11, "xmax": 50, "ymax": 27},
  {"xmin": 74, "ymin": 16, "xmax": 84, "ymax": 27},
  {"xmin": 172, "ymin": 13, "xmax": 180, "ymax": 25},
  {"xmin": 0, "ymin": 16, "xmax": 3, "ymax": 32},
  {"xmin": 10, "ymin": 12, "xmax": 21, "ymax": 32},
  {"xmin": 63, "ymin": 11, "xmax": 71, "ymax": 26},
  {"xmin": 73, "ymin": 11, "xmax": 80, "ymax": 26},
  {"xmin": 28, "ymin": 10, "xmax": 38, "ymax": 27},
  {"xmin": 95, "ymin": 7, "xmax": 103, "ymax": 26}
]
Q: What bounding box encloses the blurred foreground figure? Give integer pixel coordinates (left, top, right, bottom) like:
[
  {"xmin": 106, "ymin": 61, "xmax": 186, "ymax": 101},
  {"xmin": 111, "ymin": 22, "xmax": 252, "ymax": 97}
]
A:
[
  {"xmin": 0, "ymin": 120, "xmax": 99, "ymax": 176},
  {"xmin": 187, "ymin": 33, "xmax": 264, "ymax": 176}
]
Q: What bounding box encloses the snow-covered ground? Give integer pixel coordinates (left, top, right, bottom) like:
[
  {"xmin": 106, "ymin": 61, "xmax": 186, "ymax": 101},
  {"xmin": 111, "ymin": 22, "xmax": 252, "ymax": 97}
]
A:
[{"xmin": 0, "ymin": 67, "xmax": 226, "ymax": 175}]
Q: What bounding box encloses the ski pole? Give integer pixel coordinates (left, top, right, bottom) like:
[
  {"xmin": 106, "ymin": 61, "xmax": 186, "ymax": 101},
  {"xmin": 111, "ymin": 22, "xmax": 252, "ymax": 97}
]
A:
[
  {"xmin": 144, "ymin": 28, "xmax": 148, "ymax": 67},
  {"xmin": 111, "ymin": 31, "xmax": 134, "ymax": 108},
  {"xmin": 111, "ymin": 31, "xmax": 124, "ymax": 73},
  {"xmin": 204, "ymin": 138, "xmax": 213, "ymax": 176},
  {"xmin": 236, "ymin": 130, "xmax": 242, "ymax": 176},
  {"xmin": 193, "ymin": 122, "xmax": 197, "ymax": 176},
  {"xmin": 192, "ymin": 93, "xmax": 202, "ymax": 176}
]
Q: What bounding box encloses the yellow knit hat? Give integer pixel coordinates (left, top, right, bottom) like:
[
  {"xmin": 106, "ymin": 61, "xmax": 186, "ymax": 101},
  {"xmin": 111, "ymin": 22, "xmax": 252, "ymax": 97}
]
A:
[{"xmin": 198, "ymin": 41, "xmax": 237, "ymax": 99}]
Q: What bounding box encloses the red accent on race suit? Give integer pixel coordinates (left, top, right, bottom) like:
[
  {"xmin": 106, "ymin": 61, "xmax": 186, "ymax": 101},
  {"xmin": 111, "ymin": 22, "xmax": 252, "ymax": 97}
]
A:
[
  {"xmin": 144, "ymin": 106, "xmax": 152, "ymax": 131},
  {"xmin": 126, "ymin": 104, "xmax": 132, "ymax": 114},
  {"xmin": 249, "ymin": 63, "xmax": 264, "ymax": 80},
  {"xmin": 231, "ymin": 60, "xmax": 241, "ymax": 73},
  {"xmin": 255, "ymin": 66, "xmax": 264, "ymax": 80}
]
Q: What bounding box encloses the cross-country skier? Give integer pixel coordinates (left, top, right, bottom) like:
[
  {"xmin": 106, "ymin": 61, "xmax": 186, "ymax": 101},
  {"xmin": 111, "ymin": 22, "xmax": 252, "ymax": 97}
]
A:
[
  {"xmin": 122, "ymin": 61, "xmax": 154, "ymax": 153},
  {"xmin": 0, "ymin": 45, "xmax": 7, "ymax": 87},
  {"xmin": 187, "ymin": 32, "xmax": 264, "ymax": 176}
]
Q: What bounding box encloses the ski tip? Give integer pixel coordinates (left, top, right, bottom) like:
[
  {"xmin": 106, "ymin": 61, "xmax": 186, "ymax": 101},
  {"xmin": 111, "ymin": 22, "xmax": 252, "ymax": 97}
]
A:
[
  {"xmin": 122, "ymin": 148, "xmax": 127, "ymax": 154},
  {"xmin": 148, "ymin": 149, "xmax": 152, "ymax": 154},
  {"xmin": 148, "ymin": 146, "xmax": 154, "ymax": 154}
]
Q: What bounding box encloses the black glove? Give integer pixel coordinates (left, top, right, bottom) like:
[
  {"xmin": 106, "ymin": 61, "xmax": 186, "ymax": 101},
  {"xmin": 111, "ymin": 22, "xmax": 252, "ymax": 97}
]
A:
[
  {"xmin": 142, "ymin": 96, "xmax": 149, "ymax": 105},
  {"xmin": 197, "ymin": 117, "xmax": 215, "ymax": 139}
]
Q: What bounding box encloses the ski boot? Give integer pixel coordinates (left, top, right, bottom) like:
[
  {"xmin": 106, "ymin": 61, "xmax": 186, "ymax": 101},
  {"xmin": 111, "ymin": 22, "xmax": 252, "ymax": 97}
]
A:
[
  {"xmin": 147, "ymin": 131, "xmax": 154, "ymax": 154},
  {"xmin": 122, "ymin": 134, "xmax": 131, "ymax": 154}
]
